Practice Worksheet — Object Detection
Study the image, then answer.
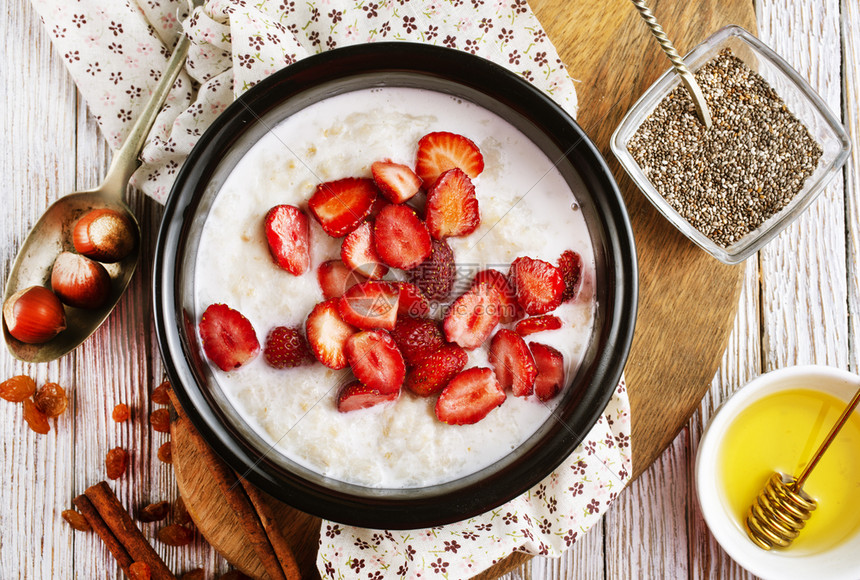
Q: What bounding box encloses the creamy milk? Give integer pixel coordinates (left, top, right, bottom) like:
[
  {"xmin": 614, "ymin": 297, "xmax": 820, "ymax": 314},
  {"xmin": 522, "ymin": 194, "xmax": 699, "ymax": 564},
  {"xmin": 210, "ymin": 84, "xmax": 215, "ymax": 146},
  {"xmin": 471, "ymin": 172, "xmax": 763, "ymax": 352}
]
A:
[{"xmin": 195, "ymin": 87, "xmax": 595, "ymax": 488}]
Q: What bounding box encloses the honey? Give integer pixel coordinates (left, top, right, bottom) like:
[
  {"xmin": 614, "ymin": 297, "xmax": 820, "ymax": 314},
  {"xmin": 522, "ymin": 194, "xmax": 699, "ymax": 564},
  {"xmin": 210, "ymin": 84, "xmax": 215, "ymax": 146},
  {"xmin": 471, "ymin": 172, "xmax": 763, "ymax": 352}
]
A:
[{"xmin": 717, "ymin": 388, "xmax": 860, "ymax": 553}]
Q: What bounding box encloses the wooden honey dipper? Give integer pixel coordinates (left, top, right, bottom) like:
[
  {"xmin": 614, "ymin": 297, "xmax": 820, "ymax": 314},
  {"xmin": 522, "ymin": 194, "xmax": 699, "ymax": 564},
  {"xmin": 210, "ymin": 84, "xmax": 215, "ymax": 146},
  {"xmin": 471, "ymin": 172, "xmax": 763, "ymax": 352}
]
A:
[{"xmin": 745, "ymin": 384, "xmax": 860, "ymax": 550}]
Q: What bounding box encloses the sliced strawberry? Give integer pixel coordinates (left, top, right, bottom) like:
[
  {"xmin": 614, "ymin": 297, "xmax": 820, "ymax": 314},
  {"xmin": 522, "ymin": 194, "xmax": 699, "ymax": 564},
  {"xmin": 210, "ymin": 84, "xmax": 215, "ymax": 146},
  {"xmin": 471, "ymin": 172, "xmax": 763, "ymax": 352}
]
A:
[
  {"xmin": 199, "ymin": 304, "xmax": 260, "ymax": 371},
  {"xmin": 373, "ymin": 204, "xmax": 432, "ymax": 270},
  {"xmin": 472, "ymin": 269, "xmax": 522, "ymax": 324},
  {"xmin": 435, "ymin": 367, "xmax": 505, "ymax": 425},
  {"xmin": 405, "ymin": 239, "xmax": 456, "ymax": 301},
  {"xmin": 395, "ymin": 282, "xmax": 430, "ymax": 318},
  {"xmin": 306, "ymin": 299, "xmax": 357, "ymax": 369},
  {"xmin": 508, "ymin": 256, "xmax": 565, "ymax": 315},
  {"xmin": 371, "ymin": 160, "xmax": 422, "ymax": 203},
  {"xmin": 529, "ymin": 342, "xmax": 565, "ymax": 401},
  {"xmin": 515, "ymin": 315, "xmax": 563, "ymax": 336},
  {"xmin": 336, "ymin": 380, "xmax": 399, "ymax": 413},
  {"xmin": 405, "ymin": 343, "xmax": 468, "ymax": 397},
  {"xmin": 558, "ymin": 249, "xmax": 583, "ymax": 302},
  {"xmin": 415, "ymin": 131, "xmax": 484, "ymax": 188},
  {"xmin": 317, "ymin": 260, "xmax": 367, "ymax": 300},
  {"xmin": 264, "ymin": 205, "xmax": 310, "ymax": 275},
  {"xmin": 263, "ymin": 325, "xmax": 312, "ymax": 369},
  {"xmin": 489, "ymin": 329, "xmax": 537, "ymax": 397},
  {"xmin": 308, "ymin": 177, "xmax": 378, "ymax": 237},
  {"xmin": 390, "ymin": 316, "xmax": 444, "ymax": 366},
  {"xmin": 425, "ymin": 168, "xmax": 480, "ymax": 239},
  {"xmin": 341, "ymin": 221, "xmax": 388, "ymax": 279},
  {"xmin": 443, "ymin": 283, "xmax": 501, "ymax": 350},
  {"xmin": 338, "ymin": 281, "xmax": 399, "ymax": 330},
  {"xmin": 344, "ymin": 330, "xmax": 406, "ymax": 394}
]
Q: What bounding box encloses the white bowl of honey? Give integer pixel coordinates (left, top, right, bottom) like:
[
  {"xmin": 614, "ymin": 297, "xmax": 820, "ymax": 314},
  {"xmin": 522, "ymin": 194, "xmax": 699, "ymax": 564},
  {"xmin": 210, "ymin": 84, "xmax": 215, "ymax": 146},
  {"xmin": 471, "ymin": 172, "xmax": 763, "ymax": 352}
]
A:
[{"xmin": 695, "ymin": 366, "xmax": 860, "ymax": 580}]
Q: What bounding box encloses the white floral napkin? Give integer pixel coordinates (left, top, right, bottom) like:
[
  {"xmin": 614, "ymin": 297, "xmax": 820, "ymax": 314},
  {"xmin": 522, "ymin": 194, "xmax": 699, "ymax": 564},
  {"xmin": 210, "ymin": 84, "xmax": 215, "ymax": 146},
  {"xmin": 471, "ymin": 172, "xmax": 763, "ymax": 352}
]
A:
[{"xmin": 32, "ymin": 0, "xmax": 632, "ymax": 577}]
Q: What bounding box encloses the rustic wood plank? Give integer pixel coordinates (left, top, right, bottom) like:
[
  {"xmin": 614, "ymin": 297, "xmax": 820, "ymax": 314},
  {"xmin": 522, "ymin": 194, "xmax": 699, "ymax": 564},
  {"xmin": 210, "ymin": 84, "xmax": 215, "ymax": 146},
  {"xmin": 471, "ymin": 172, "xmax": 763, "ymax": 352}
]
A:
[
  {"xmin": 604, "ymin": 432, "xmax": 690, "ymax": 578},
  {"xmin": 688, "ymin": 258, "xmax": 762, "ymax": 580},
  {"xmin": 757, "ymin": 2, "xmax": 847, "ymax": 369},
  {"xmin": 0, "ymin": 0, "xmax": 78, "ymax": 577},
  {"xmin": 842, "ymin": 0, "xmax": 860, "ymax": 377}
]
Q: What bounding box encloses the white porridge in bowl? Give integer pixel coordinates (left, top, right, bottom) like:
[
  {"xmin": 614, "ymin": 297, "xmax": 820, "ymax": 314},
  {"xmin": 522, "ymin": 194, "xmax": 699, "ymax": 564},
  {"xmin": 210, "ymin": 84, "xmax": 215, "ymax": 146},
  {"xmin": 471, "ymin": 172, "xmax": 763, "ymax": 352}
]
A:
[{"xmin": 194, "ymin": 87, "xmax": 596, "ymax": 488}]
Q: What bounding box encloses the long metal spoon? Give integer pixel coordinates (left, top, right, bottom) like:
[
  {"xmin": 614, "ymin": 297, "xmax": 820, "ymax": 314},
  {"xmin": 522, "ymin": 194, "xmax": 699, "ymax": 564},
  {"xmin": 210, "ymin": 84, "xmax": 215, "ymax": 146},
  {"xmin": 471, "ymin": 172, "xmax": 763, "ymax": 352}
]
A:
[
  {"xmin": 2, "ymin": 21, "xmax": 194, "ymax": 363},
  {"xmin": 629, "ymin": 0, "xmax": 713, "ymax": 129}
]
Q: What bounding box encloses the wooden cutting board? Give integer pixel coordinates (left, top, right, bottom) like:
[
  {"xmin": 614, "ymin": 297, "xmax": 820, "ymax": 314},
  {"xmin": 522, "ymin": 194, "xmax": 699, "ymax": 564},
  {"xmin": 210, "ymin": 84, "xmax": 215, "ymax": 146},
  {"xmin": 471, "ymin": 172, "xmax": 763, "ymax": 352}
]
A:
[{"xmin": 172, "ymin": 0, "xmax": 753, "ymax": 577}]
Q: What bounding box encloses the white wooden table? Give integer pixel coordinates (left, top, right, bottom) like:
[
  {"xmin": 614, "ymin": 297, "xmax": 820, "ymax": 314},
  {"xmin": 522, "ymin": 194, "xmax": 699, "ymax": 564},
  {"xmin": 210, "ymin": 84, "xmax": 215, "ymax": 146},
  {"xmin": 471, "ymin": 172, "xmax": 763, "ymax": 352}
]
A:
[{"xmin": 2, "ymin": 0, "xmax": 858, "ymax": 578}]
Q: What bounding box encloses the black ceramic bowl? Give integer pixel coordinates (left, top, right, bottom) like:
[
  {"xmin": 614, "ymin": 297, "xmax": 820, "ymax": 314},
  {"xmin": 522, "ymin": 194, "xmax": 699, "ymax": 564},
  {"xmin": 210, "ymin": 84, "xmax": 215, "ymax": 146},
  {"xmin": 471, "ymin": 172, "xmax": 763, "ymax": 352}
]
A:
[{"xmin": 154, "ymin": 42, "xmax": 637, "ymax": 529}]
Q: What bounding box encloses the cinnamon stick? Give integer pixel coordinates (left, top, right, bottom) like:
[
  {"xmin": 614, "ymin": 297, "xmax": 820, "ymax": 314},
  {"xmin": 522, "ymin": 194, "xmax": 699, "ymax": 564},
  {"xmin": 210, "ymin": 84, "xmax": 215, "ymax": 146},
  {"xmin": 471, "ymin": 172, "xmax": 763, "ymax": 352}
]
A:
[
  {"xmin": 237, "ymin": 477, "xmax": 302, "ymax": 579},
  {"xmin": 73, "ymin": 493, "xmax": 135, "ymax": 574},
  {"xmin": 84, "ymin": 481, "xmax": 176, "ymax": 580},
  {"xmin": 168, "ymin": 388, "xmax": 290, "ymax": 580}
]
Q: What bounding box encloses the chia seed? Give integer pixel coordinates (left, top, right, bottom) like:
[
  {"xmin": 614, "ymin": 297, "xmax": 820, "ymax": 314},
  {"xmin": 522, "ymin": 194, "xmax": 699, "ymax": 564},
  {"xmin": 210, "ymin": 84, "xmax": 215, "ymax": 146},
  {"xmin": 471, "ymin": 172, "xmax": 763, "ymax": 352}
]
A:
[{"xmin": 627, "ymin": 48, "xmax": 823, "ymax": 248}]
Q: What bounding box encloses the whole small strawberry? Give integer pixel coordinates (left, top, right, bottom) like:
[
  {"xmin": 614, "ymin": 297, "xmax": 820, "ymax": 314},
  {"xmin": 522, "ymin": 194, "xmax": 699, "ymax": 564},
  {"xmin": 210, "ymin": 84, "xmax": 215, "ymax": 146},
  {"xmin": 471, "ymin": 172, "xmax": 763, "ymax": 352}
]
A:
[
  {"xmin": 405, "ymin": 239, "xmax": 456, "ymax": 301},
  {"xmin": 263, "ymin": 326, "xmax": 312, "ymax": 369}
]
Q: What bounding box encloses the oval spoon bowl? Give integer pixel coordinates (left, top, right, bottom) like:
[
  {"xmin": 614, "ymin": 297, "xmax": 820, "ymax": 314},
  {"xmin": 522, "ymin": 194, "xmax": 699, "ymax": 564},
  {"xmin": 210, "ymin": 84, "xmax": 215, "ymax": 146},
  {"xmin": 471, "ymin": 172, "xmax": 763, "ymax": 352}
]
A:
[{"xmin": 2, "ymin": 191, "xmax": 139, "ymax": 363}]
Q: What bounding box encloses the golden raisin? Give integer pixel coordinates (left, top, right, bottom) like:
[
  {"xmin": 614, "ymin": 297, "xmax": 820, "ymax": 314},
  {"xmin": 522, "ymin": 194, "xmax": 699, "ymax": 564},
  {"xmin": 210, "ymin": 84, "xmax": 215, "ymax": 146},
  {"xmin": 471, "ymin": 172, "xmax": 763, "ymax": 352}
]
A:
[
  {"xmin": 138, "ymin": 500, "xmax": 170, "ymax": 523},
  {"xmin": 156, "ymin": 524, "xmax": 194, "ymax": 546},
  {"xmin": 112, "ymin": 403, "xmax": 130, "ymax": 422},
  {"xmin": 61, "ymin": 509, "xmax": 91, "ymax": 531},
  {"xmin": 150, "ymin": 408, "xmax": 171, "ymax": 433},
  {"xmin": 173, "ymin": 497, "xmax": 191, "ymax": 526},
  {"xmin": 129, "ymin": 562, "xmax": 152, "ymax": 580},
  {"xmin": 157, "ymin": 441, "xmax": 172, "ymax": 464},
  {"xmin": 34, "ymin": 382, "xmax": 68, "ymax": 418},
  {"xmin": 180, "ymin": 570, "xmax": 204, "ymax": 580},
  {"xmin": 23, "ymin": 399, "xmax": 50, "ymax": 434},
  {"xmin": 151, "ymin": 380, "xmax": 171, "ymax": 405},
  {"xmin": 0, "ymin": 375, "xmax": 37, "ymax": 402},
  {"xmin": 105, "ymin": 447, "xmax": 129, "ymax": 479}
]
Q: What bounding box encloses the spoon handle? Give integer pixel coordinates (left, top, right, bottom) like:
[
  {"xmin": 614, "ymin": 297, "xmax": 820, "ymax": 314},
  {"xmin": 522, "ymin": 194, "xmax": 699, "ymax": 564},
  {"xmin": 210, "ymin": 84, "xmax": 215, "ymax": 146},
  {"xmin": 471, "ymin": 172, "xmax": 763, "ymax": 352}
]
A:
[
  {"xmin": 629, "ymin": 0, "xmax": 713, "ymax": 129},
  {"xmin": 100, "ymin": 32, "xmax": 192, "ymax": 196}
]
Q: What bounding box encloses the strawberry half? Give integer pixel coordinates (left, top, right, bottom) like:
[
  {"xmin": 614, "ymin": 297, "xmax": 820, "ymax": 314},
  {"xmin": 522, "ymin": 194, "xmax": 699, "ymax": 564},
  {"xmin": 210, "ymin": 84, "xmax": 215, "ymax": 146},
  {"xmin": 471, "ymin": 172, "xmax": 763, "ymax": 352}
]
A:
[
  {"xmin": 415, "ymin": 131, "xmax": 484, "ymax": 188},
  {"xmin": 425, "ymin": 168, "xmax": 480, "ymax": 239},
  {"xmin": 443, "ymin": 283, "xmax": 502, "ymax": 350},
  {"xmin": 515, "ymin": 315, "xmax": 563, "ymax": 336},
  {"xmin": 308, "ymin": 177, "xmax": 378, "ymax": 238},
  {"xmin": 395, "ymin": 282, "xmax": 430, "ymax": 318},
  {"xmin": 373, "ymin": 204, "xmax": 432, "ymax": 270},
  {"xmin": 405, "ymin": 239, "xmax": 456, "ymax": 301},
  {"xmin": 558, "ymin": 249, "xmax": 583, "ymax": 302},
  {"xmin": 336, "ymin": 380, "xmax": 399, "ymax": 413},
  {"xmin": 338, "ymin": 281, "xmax": 400, "ymax": 330},
  {"xmin": 472, "ymin": 269, "xmax": 522, "ymax": 324},
  {"xmin": 341, "ymin": 221, "xmax": 389, "ymax": 279},
  {"xmin": 263, "ymin": 325, "xmax": 312, "ymax": 369},
  {"xmin": 306, "ymin": 299, "xmax": 357, "ymax": 370},
  {"xmin": 404, "ymin": 343, "xmax": 468, "ymax": 397},
  {"xmin": 317, "ymin": 260, "xmax": 367, "ymax": 300},
  {"xmin": 508, "ymin": 256, "xmax": 565, "ymax": 315},
  {"xmin": 199, "ymin": 304, "xmax": 260, "ymax": 372},
  {"xmin": 371, "ymin": 160, "xmax": 422, "ymax": 204},
  {"xmin": 344, "ymin": 330, "xmax": 406, "ymax": 394},
  {"xmin": 264, "ymin": 205, "xmax": 310, "ymax": 275},
  {"xmin": 435, "ymin": 367, "xmax": 506, "ymax": 425},
  {"xmin": 529, "ymin": 341, "xmax": 565, "ymax": 401},
  {"xmin": 390, "ymin": 316, "xmax": 444, "ymax": 366},
  {"xmin": 489, "ymin": 329, "xmax": 537, "ymax": 397}
]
